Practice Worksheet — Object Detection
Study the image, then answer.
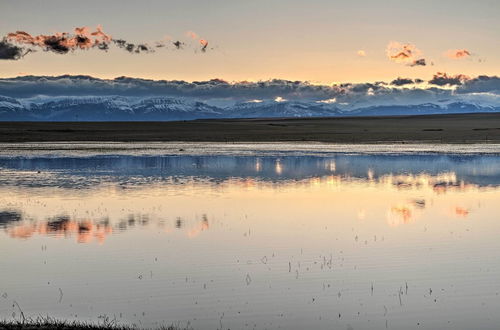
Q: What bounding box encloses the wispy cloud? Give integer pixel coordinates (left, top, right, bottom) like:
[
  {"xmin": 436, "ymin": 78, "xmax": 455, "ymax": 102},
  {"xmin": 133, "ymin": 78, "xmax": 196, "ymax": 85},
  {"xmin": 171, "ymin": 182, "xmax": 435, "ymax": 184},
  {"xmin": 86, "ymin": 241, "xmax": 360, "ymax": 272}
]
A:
[
  {"xmin": 200, "ymin": 39, "xmax": 209, "ymax": 52},
  {"xmin": 386, "ymin": 41, "xmax": 426, "ymax": 67},
  {"xmin": 186, "ymin": 30, "xmax": 210, "ymax": 52},
  {"xmin": 112, "ymin": 39, "xmax": 153, "ymax": 54},
  {"xmin": 1, "ymin": 26, "xmax": 212, "ymax": 60},
  {"xmin": 445, "ymin": 49, "xmax": 471, "ymax": 59}
]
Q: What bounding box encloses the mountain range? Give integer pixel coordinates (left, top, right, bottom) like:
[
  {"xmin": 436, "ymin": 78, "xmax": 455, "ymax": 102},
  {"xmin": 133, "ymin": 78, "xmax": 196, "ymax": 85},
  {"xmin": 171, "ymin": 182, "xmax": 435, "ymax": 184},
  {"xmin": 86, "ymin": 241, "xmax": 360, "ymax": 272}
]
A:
[{"xmin": 0, "ymin": 95, "xmax": 498, "ymax": 121}]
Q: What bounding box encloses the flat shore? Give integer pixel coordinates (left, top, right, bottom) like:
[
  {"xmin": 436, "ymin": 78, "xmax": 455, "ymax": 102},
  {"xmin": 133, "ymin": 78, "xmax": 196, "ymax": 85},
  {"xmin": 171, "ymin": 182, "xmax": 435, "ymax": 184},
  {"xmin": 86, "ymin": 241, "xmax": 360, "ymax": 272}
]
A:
[{"xmin": 1, "ymin": 113, "xmax": 500, "ymax": 143}]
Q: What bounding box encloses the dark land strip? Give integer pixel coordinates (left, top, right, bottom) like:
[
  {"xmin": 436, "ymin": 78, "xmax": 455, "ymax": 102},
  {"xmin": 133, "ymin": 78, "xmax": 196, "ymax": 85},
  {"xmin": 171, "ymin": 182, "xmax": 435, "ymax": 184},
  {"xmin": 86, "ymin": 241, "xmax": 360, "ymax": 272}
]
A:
[{"xmin": 0, "ymin": 113, "xmax": 500, "ymax": 143}]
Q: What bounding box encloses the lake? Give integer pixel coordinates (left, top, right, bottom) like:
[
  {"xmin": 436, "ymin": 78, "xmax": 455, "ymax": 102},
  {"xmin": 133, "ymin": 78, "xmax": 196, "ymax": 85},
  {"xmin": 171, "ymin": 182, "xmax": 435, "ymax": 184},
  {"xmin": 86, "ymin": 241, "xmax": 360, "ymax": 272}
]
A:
[{"xmin": 1, "ymin": 143, "xmax": 499, "ymax": 330}]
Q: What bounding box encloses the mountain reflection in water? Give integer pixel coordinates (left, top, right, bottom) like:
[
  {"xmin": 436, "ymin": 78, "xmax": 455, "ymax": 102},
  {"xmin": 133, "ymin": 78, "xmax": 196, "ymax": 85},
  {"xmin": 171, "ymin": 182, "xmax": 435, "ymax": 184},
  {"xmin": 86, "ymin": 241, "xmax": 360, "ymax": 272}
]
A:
[
  {"xmin": 0, "ymin": 154, "xmax": 499, "ymax": 188},
  {"xmin": 0, "ymin": 153, "xmax": 498, "ymax": 243}
]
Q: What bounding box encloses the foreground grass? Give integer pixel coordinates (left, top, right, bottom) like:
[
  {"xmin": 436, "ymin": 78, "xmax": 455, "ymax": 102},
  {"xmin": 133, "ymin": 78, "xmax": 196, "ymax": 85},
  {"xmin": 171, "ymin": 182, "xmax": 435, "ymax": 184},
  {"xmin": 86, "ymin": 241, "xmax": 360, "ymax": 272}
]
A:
[{"xmin": 0, "ymin": 316, "xmax": 192, "ymax": 330}]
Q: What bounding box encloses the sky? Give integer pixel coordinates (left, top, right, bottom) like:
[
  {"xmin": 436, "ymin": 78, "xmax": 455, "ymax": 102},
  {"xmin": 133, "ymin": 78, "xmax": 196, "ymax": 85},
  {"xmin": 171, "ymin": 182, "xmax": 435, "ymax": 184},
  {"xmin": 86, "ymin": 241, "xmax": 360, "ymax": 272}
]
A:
[{"xmin": 0, "ymin": 0, "xmax": 499, "ymax": 84}]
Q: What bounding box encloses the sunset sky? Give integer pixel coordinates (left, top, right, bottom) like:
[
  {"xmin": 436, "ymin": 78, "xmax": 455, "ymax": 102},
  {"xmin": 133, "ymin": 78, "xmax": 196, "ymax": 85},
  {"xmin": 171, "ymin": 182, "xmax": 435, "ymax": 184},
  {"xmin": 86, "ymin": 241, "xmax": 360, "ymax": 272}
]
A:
[{"xmin": 0, "ymin": 0, "xmax": 498, "ymax": 83}]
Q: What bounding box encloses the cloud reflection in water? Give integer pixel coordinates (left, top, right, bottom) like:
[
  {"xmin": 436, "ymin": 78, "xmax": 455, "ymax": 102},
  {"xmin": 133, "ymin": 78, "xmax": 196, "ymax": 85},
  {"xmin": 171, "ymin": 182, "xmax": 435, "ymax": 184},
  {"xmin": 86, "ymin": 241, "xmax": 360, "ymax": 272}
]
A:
[{"xmin": 0, "ymin": 153, "xmax": 498, "ymax": 243}]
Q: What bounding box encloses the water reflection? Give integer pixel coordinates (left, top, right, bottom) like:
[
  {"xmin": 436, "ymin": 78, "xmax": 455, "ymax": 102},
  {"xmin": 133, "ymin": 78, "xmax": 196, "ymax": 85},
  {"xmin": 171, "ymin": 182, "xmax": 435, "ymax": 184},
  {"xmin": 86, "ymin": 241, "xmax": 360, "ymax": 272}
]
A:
[
  {"xmin": 0, "ymin": 154, "xmax": 497, "ymax": 244},
  {"xmin": 0, "ymin": 155, "xmax": 500, "ymax": 238},
  {"xmin": 0, "ymin": 210, "xmax": 22, "ymax": 228},
  {"xmin": 1, "ymin": 151, "xmax": 500, "ymax": 329},
  {"xmin": 4, "ymin": 215, "xmax": 112, "ymax": 243},
  {"xmin": 1, "ymin": 210, "xmax": 211, "ymax": 243},
  {"xmin": 0, "ymin": 154, "xmax": 499, "ymax": 188}
]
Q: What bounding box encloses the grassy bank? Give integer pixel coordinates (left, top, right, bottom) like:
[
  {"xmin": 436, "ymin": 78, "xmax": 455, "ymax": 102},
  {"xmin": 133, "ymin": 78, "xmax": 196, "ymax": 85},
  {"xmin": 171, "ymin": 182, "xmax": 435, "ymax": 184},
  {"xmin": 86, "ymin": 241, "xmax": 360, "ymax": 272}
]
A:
[
  {"xmin": 0, "ymin": 113, "xmax": 499, "ymax": 143},
  {"xmin": 0, "ymin": 317, "xmax": 191, "ymax": 330}
]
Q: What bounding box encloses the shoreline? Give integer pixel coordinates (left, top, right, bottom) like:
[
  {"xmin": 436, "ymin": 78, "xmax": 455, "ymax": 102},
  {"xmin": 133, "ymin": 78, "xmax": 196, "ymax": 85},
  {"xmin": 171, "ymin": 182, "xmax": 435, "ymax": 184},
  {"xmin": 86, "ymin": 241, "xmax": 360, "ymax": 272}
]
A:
[
  {"xmin": 0, "ymin": 142, "xmax": 499, "ymax": 158},
  {"xmin": 0, "ymin": 113, "xmax": 499, "ymax": 144}
]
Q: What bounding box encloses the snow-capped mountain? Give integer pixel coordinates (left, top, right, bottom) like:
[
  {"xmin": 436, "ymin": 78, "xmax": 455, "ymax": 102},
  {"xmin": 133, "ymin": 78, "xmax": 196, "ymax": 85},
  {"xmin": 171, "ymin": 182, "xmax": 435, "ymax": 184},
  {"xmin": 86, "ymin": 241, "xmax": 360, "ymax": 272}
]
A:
[
  {"xmin": 0, "ymin": 96, "xmax": 25, "ymax": 114},
  {"xmin": 0, "ymin": 96, "xmax": 498, "ymax": 121},
  {"xmin": 132, "ymin": 98, "xmax": 222, "ymax": 119},
  {"xmin": 348, "ymin": 102, "xmax": 498, "ymax": 117},
  {"xmin": 0, "ymin": 96, "xmax": 223, "ymax": 121},
  {"xmin": 224, "ymin": 101, "xmax": 345, "ymax": 118}
]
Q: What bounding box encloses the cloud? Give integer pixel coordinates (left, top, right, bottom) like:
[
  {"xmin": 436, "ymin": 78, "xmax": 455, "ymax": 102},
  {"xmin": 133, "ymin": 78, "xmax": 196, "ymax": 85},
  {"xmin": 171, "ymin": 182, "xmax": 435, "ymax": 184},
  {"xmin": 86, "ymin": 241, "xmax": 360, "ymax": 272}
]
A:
[
  {"xmin": 429, "ymin": 72, "xmax": 470, "ymax": 86},
  {"xmin": 186, "ymin": 31, "xmax": 199, "ymax": 40},
  {"xmin": 186, "ymin": 30, "xmax": 210, "ymax": 52},
  {"xmin": 1, "ymin": 26, "xmax": 212, "ymax": 60},
  {"xmin": 445, "ymin": 49, "xmax": 471, "ymax": 59},
  {"xmin": 456, "ymin": 75, "xmax": 500, "ymax": 94},
  {"xmin": 112, "ymin": 39, "xmax": 152, "ymax": 53},
  {"xmin": 6, "ymin": 26, "xmax": 112, "ymax": 55},
  {"xmin": 386, "ymin": 42, "xmax": 419, "ymax": 62},
  {"xmin": 0, "ymin": 39, "xmax": 28, "ymax": 60},
  {"xmin": 0, "ymin": 75, "xmax": 343, "ymax": 99},
  {"xmin": 316, "ymin": 98, "xmax": 337, "ymax": 104},
  {"xmin": 391, "ymin": 77, "xmax": 415, "ymax": 86},
  {"xmin": 200, "ymin": 39, "xmax": 209, "ymax": 52},
  {"xmin": 173, "ymin": 40, "xmax": 184, "ymax": 49},
  {"xmin": 409, "ymin": 58, "xmax": 426, "ymax": 67},
  {"xmin": 0, "ymin": 74, "xmax": 497, "ymax": 112},
  {"xmin": 357, "ymin": 50, "xmax": 366, "ymax": 57},
  {"xmin": 386, "ymin": 41, "xmax": 426, "ymax": 67}
]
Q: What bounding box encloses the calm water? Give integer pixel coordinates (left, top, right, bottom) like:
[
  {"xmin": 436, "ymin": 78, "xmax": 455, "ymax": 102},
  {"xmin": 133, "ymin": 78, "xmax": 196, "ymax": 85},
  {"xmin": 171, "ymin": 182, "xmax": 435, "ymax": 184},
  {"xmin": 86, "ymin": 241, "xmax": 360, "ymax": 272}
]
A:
[{"xmin": 1, "ymin": 143, "xmax": 500, "ymax": 330}]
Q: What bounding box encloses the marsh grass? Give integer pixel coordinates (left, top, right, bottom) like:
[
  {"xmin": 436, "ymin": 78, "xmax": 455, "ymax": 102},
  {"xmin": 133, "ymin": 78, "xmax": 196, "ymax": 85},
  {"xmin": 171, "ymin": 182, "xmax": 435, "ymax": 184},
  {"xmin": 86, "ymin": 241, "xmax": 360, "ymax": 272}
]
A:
[{"xmin": 0, "ymin": 316, "xmax": 192, "ymax": 330}]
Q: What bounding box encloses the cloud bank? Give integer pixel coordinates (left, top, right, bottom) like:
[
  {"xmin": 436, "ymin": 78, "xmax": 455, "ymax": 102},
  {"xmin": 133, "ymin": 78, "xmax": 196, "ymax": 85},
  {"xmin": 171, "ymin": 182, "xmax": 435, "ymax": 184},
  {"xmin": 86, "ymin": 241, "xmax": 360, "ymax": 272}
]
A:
[{"xmin": 0, "ymin": 74, "xmax": 498, "ymax": 111}]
